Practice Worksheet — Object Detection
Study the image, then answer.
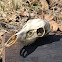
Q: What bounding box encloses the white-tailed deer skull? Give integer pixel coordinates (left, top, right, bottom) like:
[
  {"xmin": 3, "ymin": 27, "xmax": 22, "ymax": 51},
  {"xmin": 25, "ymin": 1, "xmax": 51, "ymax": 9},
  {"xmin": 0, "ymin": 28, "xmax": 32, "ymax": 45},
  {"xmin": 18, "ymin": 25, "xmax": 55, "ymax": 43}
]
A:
[{"xmin": 5, "ymin": 19, "xmax": 50, "ymax": 47}]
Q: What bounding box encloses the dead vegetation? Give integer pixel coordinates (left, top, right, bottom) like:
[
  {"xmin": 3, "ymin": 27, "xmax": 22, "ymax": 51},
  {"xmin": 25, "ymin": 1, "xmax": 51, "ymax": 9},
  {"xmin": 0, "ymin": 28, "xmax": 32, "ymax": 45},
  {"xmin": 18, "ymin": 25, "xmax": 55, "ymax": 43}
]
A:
[
  {"xmin": 0, "ymin": 1, "xmax": 62, "ymax": 35},
  {"xmin": 0, "ymin": 0, "xmax": 62, "ymax": 35},
  {"xmin": 0, "ymin": 0, "xmax": 62, "ymax": 33}
]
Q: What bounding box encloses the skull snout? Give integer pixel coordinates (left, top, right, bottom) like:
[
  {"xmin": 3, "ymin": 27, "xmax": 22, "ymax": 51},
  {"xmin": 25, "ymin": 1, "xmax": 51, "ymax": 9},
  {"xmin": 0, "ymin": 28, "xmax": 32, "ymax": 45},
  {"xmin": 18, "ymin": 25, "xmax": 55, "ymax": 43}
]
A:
[
  {"xmin": 5, "ymin": 19, "xmax": 50, "ymax": 47},
  {"xmin": 5, "ymin": 31, "xmax": 26, "ymax": 47},
  {"xmin": 5, "ymin": 34, "xmax": 17, "ymax": 47}
]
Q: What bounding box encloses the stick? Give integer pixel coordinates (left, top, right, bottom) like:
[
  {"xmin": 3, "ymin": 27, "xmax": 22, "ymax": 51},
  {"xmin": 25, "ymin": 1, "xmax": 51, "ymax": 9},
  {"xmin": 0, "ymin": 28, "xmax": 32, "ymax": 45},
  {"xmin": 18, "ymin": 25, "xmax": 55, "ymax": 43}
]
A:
[{"xmin": 1, "ymin": 35, "xmax": 5, "ymax": 62}]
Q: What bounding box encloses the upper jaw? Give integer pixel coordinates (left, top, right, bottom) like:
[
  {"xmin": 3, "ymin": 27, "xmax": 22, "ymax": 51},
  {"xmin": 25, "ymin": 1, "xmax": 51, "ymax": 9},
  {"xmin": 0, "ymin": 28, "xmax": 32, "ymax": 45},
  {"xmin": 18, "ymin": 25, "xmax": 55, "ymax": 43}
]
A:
[
  {"xmin": 5, "ymin": 31, "xmax": 26, "ymax": 47},
  {"xmin": 5, "ymin": 34, "xmax": 17, "ymax": 47}
]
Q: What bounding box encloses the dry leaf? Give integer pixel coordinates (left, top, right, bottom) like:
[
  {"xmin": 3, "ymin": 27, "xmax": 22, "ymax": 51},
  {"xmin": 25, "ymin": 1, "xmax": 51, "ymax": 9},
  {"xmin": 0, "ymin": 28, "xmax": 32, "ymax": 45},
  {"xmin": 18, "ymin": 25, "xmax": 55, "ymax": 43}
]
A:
[
  {"xmin": 59, "ymin": 25, "xmax": 62, "ymax": 31},
  {"xmin": 0, "ymin": 29, "xmax": 7, "ymax": 36},
  {"xmin": 30, "ymin": 13, "xmax": 35, "ymax": 18},
  {"xmin": 44, "ymin": 14, "xmax": 54, "ymax": 21},
  {"xmin": 19, "ymin": 7, "xmax": 25, "ymax": 12},
  {"xmin": 44, "ymin": 14, "xmax": 59, "ymax": 31},
  {"xmin": 20, "ymin": 12, "xmax": 29, "ymax": 17},
  {"xmin": 49, "ymin": 21, "xmax": 59, "ymax": 31},
  {"xmin": 30, "ymin": 0, "xmax": 39, "ymax": 5},
  {"xmin": 40, "ymin": 0, "xmax": 49, "ymax": 10},
  {"xmin": 5, "ymin": 19, "xmax": 12, "ymax": 23}
]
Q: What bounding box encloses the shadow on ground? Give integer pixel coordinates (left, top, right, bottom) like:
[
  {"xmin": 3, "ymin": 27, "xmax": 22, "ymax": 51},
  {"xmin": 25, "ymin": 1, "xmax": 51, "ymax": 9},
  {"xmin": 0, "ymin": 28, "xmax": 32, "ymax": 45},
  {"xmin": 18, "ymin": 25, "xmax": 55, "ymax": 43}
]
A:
[
  {"xmin": 20, "ymin": 35, "xmax": 62, "ymax": 58},
  {"xmin": 0, "ymin": 58, "xmax": 2, "ymax": 62}
]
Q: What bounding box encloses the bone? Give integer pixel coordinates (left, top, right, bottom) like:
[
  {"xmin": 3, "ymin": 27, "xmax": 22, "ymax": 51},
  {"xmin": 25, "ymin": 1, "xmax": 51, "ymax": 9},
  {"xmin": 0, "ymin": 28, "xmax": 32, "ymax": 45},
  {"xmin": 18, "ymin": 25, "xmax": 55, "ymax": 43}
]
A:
[
  {"xmin": 5, "ymin": 19, "xmax": 50, "ymax": 47},
  {"xmin": 5, "ymin": 35, "xmax": 17, "ymax": 47}
]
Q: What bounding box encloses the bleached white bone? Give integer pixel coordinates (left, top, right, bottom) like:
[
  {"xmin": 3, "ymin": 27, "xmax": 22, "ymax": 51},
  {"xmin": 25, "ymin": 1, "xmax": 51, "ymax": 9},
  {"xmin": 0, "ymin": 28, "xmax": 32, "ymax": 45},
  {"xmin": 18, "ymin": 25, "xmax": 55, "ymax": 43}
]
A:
[{"xmin": 5, "ymin": 19, "xmax": 50, "ymax": 47}]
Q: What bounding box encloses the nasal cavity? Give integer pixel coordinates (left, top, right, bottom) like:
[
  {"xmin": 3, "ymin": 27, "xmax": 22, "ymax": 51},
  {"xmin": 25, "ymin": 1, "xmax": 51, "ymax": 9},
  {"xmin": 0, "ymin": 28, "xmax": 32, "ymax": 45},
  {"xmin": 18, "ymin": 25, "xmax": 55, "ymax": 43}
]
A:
[{"xmin": 37, "ymin": 28, "xmax": 44, "ymax": 36}]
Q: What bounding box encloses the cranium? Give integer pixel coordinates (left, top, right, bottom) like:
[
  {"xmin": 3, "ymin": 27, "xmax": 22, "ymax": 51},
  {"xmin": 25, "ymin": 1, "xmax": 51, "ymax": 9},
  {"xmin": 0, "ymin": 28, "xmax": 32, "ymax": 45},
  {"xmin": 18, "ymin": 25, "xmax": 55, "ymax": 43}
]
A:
[{"xmin": 5, "ymin": 19, "xmax": 50, "ymax": 47}]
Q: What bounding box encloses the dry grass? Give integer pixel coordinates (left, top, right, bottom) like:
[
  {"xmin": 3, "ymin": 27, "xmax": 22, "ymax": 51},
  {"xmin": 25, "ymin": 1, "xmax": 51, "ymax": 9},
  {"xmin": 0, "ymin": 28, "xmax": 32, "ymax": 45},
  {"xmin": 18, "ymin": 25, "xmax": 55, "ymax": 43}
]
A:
[{"xmin": 0, "ymin": 0, "xmax": 62, "ymax": 31}]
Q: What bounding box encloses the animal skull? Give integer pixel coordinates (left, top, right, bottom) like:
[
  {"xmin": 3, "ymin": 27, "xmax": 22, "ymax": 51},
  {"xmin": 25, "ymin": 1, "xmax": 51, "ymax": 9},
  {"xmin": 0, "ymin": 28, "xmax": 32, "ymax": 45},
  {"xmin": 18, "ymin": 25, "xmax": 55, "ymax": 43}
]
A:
[{"xmin": 5, "ymin": 19, "xmax": 50, "ymax": 47}]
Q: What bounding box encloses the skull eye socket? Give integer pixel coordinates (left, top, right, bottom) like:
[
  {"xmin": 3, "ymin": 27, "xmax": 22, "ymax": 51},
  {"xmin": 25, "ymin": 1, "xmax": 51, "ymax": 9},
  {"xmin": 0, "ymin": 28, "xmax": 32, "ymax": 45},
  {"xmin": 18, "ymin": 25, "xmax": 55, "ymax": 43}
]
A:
[
  {"xmin": 26, "ymin": 30, "xmax": 33, "ymax": 38},
  {"xmin": 37, "ymin": 28, "xmax": 44, "ymax": 36}
]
